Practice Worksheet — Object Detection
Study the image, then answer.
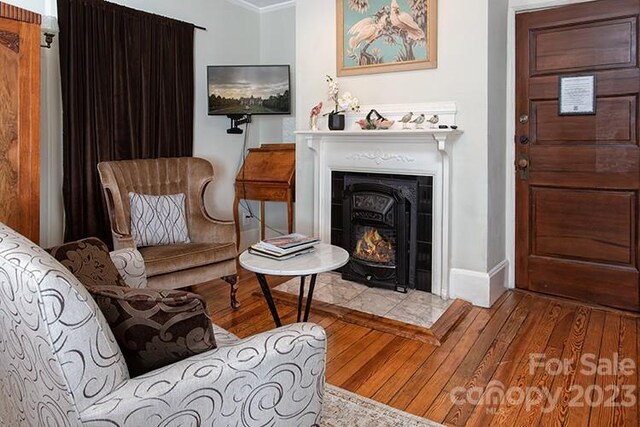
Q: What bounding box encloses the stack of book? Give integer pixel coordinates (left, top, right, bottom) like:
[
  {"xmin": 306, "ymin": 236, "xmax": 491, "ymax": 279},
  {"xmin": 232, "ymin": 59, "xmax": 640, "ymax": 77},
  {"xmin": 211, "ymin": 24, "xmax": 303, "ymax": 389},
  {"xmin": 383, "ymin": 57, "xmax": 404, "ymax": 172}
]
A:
[{"xmin": 249, "ymin": 233, "xmax": 320, "ymax": 260}]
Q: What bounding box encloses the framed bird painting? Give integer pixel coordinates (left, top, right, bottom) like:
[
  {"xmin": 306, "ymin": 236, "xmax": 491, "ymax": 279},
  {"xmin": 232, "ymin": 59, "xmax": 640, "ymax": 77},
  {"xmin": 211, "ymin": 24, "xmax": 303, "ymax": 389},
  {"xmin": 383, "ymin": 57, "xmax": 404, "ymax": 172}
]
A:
[{"xmin": 337, "ymin": 0, "xmax": 437, "ymax": 76}]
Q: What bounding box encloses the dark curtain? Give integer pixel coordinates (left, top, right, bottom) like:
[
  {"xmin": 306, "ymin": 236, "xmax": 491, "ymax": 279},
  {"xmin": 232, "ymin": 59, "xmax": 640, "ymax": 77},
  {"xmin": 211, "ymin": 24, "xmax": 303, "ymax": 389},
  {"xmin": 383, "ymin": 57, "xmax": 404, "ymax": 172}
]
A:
[{"xmin": 58, "ymin": 0, "xmax": 194, "ymax": 243}]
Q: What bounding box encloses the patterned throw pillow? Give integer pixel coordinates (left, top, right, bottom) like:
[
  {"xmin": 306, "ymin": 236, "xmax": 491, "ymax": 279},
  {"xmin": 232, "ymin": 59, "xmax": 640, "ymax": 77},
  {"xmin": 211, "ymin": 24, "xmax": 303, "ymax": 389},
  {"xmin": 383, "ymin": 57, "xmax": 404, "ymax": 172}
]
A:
[
  {"xmin": 48, "ymin": 238, "xmax": 128, "ymax": 288},
  {"xmin": 48, "ymin": 238, "xmax": 216, "ymax": 376},
  {"xmin": 90, "ymin": 286, "xmax": 217, "ymax": 376},
  {"xmin": 129, "ymin": 192, "xmax": 190, "ymax": 247}
]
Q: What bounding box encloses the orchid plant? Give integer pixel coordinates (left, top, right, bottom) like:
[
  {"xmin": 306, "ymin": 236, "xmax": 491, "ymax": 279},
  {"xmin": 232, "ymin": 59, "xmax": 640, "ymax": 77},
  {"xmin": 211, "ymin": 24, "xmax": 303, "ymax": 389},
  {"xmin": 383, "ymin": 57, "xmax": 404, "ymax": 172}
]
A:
[{"xmin": 325, "ymin": 75, "xmax": 360, "ymax": 116}]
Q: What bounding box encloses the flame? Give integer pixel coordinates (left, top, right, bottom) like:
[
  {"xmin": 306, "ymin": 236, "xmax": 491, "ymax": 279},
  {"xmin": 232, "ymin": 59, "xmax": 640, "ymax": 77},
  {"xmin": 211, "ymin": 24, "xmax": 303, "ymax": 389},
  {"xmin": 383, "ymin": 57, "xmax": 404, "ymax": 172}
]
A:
[{"xmin": 354, "ymin": 227, "xmax": 395, "ymax": 264}]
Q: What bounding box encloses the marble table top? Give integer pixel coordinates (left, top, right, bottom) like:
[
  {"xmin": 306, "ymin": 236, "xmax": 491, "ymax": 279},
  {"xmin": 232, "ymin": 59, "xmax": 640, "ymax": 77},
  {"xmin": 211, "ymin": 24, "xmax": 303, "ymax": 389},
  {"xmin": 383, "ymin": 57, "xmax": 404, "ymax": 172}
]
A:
[{"xmin": 239, "ymin": 243, "xmax": 349, "ymax": 276}]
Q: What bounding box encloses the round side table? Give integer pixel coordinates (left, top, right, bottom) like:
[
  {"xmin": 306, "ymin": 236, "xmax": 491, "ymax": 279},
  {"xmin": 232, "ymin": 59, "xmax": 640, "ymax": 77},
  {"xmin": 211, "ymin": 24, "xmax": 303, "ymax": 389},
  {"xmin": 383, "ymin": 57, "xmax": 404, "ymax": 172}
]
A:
[{"xmin": 239, "ymin": 243, "xmax": 349, "ymax": 327}]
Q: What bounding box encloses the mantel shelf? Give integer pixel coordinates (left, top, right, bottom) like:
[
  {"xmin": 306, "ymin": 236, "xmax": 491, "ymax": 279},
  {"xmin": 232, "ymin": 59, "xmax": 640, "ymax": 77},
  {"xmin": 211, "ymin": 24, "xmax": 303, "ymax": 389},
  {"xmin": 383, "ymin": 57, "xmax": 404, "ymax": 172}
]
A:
[{"xmin": 296, "ymin": 128, "xmax": 463, "ymax": 152}]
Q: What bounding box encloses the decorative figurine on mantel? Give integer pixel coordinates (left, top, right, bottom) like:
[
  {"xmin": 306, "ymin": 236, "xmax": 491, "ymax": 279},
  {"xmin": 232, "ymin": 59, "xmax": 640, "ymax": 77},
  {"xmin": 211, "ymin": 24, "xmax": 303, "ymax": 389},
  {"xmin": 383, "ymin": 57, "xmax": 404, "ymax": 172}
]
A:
[
  {"xmin": 356, "ymin": 109, "xmax": 395, "ymax": 130},
  {"xmin": 310, "ymin": 102, "xmax": 322, "ymax": 131},
  {"xmin": 399, "ymin": 112, "xmax": 413, "ymax": 129},
  {"xmin": 427, "ymin": 114, "xmax": 440, "ymax": 128},
  {"xmin": 411, "ymin": 113, "xmax": 426, "ymax": 129}
]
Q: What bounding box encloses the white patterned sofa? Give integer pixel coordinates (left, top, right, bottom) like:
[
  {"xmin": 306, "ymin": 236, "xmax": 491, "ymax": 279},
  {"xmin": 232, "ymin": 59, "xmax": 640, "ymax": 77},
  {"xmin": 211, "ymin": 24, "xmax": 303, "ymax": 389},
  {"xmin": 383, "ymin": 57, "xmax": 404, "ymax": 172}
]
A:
[{"xmin": 0, "ymin": 223, "xmax": 326, "ymax": 426}]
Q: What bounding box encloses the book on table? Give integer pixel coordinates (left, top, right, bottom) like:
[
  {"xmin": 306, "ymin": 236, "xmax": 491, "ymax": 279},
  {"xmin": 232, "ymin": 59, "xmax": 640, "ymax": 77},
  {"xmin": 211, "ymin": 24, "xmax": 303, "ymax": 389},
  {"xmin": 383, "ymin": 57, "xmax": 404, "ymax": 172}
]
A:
[
  {"xmin": 248, "ymin": 246, "xmax": 316, "ymax": 261},
  {"xmin": 253, "ymin": 233, "xmax": 320, "ymax": 255}
]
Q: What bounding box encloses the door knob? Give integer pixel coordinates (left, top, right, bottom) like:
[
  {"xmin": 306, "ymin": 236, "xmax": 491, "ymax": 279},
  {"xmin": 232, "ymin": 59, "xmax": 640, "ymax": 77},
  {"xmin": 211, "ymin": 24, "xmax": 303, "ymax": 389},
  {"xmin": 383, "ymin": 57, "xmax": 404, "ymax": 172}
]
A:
[
  {"xmin": 517, "ymin": 158, "xmax": 529, "ymax": 169},
  {"xmin": 517, "ymin": 156, "xmax": 529, "ymax": 180}
]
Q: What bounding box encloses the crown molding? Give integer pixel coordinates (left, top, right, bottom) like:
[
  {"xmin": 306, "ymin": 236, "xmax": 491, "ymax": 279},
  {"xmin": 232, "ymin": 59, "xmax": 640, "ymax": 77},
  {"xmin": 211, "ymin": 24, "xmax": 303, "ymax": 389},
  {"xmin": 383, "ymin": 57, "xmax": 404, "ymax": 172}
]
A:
[
  {"xmin": 261, "ymin": 1, "xmax": 295, "ymax": 13},
  {"xmin": 225, "ymin": 0, "xmax": 294, "ymax": 14}
]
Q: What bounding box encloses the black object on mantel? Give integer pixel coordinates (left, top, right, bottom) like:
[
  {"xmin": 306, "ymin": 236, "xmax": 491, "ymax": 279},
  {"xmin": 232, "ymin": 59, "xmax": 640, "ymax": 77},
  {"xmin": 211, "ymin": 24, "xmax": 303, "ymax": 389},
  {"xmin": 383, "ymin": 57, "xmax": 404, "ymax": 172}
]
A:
[
  {"xmin": 450, "ymin": 125, "xmax": 458, "ymax": 130},
  {"xmin": 438, "ymin": 125, "xmax": 449, "ymax": 129},
  {"xmin": 328, "ymin": 113, "xmax": 346, "ymax": 131}
]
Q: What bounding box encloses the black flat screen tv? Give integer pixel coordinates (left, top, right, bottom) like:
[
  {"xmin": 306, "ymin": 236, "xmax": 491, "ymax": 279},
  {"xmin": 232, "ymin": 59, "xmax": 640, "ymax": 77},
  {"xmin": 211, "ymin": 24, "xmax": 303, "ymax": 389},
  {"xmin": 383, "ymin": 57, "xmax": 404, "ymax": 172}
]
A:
[{"xmin": 207, "ymin": 65, "xmax": 291, "ymax": 116}]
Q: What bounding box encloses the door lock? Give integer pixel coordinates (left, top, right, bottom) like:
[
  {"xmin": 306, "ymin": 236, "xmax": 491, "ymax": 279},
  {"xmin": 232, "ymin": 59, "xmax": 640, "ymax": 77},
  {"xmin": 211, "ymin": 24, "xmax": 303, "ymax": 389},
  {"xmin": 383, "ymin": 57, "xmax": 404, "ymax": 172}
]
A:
[
  {"xmin": 519, "ymin": 135, "xmax": 530, "ymax": 144},
  {"xmin": 516, "ymin": 155, "xmax": 529, "ymax": 180}
]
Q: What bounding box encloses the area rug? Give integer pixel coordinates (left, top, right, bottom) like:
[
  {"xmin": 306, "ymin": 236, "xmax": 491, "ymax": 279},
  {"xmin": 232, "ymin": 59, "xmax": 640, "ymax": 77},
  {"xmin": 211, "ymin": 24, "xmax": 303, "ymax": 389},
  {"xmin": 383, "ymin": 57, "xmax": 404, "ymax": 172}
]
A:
[{"xmin": 321, "ymin": 384, "xmax": 442, "ymax": 426}]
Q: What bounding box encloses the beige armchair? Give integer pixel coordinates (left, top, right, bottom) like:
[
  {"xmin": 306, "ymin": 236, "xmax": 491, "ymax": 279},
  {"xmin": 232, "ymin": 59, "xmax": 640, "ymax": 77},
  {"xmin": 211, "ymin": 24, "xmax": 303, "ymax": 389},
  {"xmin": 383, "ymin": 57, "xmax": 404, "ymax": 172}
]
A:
[{"xmin": 97, "ymin": 157, "xmax": 239, "ymax": 308}]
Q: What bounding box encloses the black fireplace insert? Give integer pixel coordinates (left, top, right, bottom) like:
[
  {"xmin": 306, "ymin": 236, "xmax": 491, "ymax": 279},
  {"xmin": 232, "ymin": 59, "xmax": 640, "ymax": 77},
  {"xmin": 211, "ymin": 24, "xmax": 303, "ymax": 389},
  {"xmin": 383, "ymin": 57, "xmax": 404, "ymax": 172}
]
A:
[
  {"xmin": 331, "ymin": 172, "xmax": 433, "ymax": 293},
  {"xmin": 342, "ymin": 183, "xmax": 409, "ymax": 292}
]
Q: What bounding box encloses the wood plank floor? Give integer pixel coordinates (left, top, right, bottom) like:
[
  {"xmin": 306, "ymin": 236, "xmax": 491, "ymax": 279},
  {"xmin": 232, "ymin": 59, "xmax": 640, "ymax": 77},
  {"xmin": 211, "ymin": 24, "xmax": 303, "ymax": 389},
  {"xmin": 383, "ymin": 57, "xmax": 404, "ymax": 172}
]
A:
[{"xmin": 195, "ymin": 270, "xmax": 640, "ymax": 426}]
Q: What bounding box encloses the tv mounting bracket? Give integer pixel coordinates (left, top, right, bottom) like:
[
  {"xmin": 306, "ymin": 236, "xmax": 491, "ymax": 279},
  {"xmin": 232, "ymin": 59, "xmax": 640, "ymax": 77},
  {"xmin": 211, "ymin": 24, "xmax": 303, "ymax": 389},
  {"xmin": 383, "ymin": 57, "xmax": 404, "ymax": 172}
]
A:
[{"xmin": 227, "ymin": 114, "xmax": 252, "ymax": 134}]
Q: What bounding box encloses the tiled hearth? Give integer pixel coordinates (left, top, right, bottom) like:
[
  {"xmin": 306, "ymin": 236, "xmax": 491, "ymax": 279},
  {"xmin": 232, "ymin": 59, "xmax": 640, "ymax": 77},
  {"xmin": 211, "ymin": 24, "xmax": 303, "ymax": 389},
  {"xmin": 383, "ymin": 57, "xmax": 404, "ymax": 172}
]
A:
[{"xmin": 275, "ymin": 272, "xmax": 453, "ymax": 329}]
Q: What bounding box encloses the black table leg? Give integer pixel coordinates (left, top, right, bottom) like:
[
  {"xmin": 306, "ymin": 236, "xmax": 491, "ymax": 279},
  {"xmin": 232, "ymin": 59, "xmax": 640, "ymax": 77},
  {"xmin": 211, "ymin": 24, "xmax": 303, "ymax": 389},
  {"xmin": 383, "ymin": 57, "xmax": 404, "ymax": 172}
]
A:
[
  {"xmin": 255, "ymin": 273, "xmax": 281, "ymax": 327},
  {"xmin": 297, "ymin": 275, "xmax": 306, "ymax": 322},
  {"xmin": 303, "ymin": 274, "xmax": 318, "ymax": 322}
]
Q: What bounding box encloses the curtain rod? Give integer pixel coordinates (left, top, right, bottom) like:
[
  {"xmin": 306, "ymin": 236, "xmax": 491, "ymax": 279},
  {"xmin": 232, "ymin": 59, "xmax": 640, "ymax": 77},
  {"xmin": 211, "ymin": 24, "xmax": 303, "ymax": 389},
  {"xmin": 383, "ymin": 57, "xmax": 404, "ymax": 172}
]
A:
[{"xmin": 194, "ymin": 24, "xmax": 207, "ymax": 31}]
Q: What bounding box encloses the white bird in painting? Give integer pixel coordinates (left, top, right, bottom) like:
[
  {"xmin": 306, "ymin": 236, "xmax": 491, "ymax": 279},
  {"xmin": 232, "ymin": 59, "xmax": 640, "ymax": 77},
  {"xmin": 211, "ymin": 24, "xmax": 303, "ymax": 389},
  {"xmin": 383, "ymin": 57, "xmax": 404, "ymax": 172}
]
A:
[
  {"xmin": 390, "ymin": 0, "xmax": 425, "ymax": 41},
  {"xmin": 348, "ymin": 14, "xmax": 386, "ymax": 50}
]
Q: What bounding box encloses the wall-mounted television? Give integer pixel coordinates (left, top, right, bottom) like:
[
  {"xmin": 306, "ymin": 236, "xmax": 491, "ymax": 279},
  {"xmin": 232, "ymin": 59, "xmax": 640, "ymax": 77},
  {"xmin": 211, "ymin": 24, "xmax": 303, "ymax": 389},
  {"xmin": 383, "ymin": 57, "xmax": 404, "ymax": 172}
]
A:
[{"xmin": 207, "ymin": 65, "xmax": 291, "ymax": 116}]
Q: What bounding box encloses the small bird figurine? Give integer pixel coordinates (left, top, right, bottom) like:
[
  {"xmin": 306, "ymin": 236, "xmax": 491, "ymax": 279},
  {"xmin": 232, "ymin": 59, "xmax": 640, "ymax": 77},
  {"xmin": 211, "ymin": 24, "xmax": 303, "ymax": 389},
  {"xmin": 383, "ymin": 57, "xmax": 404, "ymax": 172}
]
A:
[
  {"xmin": 399, "ymin": 112, "xmax": 413, "ymax": 129},
  {"xmin": 427, "ymin": 114, "xmax": 439, "ymax": 128},
  {"xmin": 410, "ymin": 113, "xmax": 426, "ymax": 129},
  {"xmin": 309, "ymin": 102, "xmax": 323, "ymax": 131}
]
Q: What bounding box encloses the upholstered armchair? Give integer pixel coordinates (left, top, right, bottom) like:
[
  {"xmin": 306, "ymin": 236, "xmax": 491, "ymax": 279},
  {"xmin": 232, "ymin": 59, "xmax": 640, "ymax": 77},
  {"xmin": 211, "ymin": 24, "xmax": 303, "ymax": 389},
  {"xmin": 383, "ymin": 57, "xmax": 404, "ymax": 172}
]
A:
[
  {"xmin": 97, "ymin": 157, "xmax": 240, "ymax": 308},
  {"xmin": 0, "ymin": 223, "xmax": 326, "ymax": 426}
]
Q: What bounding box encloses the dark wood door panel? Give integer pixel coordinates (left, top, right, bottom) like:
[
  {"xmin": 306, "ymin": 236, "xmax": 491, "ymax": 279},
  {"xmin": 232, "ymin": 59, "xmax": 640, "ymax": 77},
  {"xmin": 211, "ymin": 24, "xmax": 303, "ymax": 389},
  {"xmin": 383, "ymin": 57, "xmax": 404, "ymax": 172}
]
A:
[
  {"xmin": 533, "ymin": 97, "xmax": 635, "ymax": 144},
  {"xmin": 530, "ymin": 68, "xmax": 640, "ymax": 99},
  {"xmin": 529, "ymin": 256, "xmax": 640, "ymax": 311},
  {"xmin": 531, "ymin": 187, "xmax": 634, "ymax": 265},
  {"xmin": 532, "ymin": 17, "xmax": 636, "ymax": 75},
  {"xmin": 529, "ymin": 145, "xmax": 640, "ymax": 188}
]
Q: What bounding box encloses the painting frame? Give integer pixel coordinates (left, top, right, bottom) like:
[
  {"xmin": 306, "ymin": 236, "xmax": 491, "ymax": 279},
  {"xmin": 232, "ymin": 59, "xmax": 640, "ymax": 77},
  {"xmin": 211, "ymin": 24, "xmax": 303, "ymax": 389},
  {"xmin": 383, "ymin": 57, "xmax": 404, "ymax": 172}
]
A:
[{"xmin": 337, "ymin": 0, "xmax": 437, "ymax": 76}]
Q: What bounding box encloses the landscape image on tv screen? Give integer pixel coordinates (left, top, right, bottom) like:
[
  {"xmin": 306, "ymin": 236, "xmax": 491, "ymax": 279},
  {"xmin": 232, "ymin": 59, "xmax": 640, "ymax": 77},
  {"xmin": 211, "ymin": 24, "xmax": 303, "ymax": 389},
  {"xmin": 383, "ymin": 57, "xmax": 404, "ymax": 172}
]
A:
[{"xmin": 207, "ymin": 65, "xmax": 291, "ymax": 115}]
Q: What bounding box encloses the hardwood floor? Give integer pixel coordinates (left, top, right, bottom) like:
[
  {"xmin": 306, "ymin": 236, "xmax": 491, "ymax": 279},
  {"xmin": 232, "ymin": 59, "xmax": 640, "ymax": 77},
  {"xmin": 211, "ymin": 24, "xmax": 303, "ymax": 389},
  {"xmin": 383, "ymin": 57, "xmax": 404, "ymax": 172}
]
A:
[{"xmin": 196, "ymin": 270, "xmax": 640, "ymax": 426}]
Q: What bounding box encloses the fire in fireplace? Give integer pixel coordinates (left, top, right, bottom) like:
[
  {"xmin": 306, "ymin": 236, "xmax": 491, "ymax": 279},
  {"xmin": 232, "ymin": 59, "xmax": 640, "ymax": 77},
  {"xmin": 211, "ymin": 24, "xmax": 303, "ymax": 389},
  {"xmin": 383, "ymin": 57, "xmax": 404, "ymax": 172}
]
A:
[{"xmin": 354, "ymin": 227, "xmax": 395, "ymax": 265}]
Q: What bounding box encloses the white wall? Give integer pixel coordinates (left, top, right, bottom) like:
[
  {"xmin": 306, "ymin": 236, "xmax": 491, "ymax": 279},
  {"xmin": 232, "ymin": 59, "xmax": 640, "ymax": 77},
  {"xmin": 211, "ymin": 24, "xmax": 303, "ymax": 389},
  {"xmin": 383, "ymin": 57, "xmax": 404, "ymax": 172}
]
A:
[
  {"xmin": 255, "ymin": 5, "xmax": 296, "ymax": 238},
  {"xmin": 488, "ymin": 0, "xmax": 509, "ymax": 270},
  {"xmin": 295, "ymin": 0, "xmax": 491, "ymax": 278}
]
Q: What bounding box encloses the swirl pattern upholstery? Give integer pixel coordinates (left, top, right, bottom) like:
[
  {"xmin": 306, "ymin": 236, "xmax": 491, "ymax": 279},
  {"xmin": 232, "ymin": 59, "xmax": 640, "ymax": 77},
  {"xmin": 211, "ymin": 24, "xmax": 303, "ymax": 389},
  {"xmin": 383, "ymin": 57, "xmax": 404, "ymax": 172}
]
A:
[
  {"xmin": 0, "ymin": 223, "xmax": 327, "ymax": 426},
  {"xmin": 109, "ymin": 248, "xmax": 147, "ymax": 288}
]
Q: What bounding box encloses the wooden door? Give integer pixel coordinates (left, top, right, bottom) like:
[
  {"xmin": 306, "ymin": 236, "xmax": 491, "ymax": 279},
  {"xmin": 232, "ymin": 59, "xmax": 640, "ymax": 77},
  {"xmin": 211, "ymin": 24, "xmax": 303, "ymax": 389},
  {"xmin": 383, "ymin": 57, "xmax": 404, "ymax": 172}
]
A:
[
  {"xmin": 0, "ymin": 3, "xmax": 40, "ymax": 242},
  {"xmin": 516, "ymin": 0, "xmax": 640, "ymax": 311}
]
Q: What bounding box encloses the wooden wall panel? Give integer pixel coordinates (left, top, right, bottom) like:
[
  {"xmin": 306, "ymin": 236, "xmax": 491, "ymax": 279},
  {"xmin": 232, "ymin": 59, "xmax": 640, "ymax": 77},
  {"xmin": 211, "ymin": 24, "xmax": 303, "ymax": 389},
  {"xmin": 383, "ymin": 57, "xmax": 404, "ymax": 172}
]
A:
[
  {"xmin": 0, "ymin": 28, "xmax": 20, "ymax": 233},
  {"xmin": 0, "ymin": 3, "xmax": 40, "ymax": 243}
]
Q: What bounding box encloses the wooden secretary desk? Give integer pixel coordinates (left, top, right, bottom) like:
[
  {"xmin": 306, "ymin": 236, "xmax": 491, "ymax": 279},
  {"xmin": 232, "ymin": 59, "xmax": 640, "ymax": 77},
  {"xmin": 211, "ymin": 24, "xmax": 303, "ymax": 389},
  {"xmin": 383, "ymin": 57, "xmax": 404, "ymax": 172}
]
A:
[{"xmin": 234, "ymin": 143, "xmax": 295, "ymax": 248}]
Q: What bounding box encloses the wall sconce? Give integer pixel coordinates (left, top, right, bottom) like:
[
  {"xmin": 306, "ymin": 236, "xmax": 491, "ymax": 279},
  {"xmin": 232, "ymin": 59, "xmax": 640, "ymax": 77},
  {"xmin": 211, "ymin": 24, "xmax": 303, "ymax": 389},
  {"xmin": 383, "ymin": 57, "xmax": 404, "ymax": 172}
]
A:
[{"xmin": 41, "ymin": 16, "xmax": 59, "ymax": 49}]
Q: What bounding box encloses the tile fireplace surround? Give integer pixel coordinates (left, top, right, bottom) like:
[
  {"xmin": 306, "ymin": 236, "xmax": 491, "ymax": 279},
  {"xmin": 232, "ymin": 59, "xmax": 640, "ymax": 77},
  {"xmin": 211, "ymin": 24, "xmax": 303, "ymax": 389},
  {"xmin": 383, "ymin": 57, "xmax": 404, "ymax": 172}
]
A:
[{"xmin": 296, "ymin": 103, "xmax": 462, "ymax": 299}]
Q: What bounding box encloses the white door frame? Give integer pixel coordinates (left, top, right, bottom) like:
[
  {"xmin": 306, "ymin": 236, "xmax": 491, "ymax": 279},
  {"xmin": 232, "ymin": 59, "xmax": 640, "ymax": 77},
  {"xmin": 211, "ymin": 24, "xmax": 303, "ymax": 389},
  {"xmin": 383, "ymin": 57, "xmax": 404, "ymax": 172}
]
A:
[{"xmin": 505, "ymin": 0, "xmax": 598, "ymax": 288}]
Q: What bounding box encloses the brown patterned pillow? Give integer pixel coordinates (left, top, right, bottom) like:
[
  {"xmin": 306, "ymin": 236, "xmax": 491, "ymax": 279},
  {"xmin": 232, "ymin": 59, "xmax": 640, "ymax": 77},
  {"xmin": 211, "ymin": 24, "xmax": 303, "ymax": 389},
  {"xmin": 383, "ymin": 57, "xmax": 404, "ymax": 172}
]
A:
[
  {"xmin": 48, "ymin": 238, "xmax": 216, "ymax": 376},
  {"xmin": 48, "ymin": 238, "xmax": 128, "ymax": 288},
  {"xmin": 90, "ymin": 286, "xmax": 216, "ymax": 376}
]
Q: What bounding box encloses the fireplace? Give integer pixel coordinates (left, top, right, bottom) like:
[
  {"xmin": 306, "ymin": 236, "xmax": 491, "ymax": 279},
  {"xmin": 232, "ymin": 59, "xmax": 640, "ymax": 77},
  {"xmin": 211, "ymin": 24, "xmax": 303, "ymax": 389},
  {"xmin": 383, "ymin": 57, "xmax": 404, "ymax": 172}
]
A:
[
  {"xmin": 331, "ymin": 172, "xmax": 432, "ymax": 293},
  {"xmin": 299, "ymin": 102, "xmax": 460, "ymax": 298}
]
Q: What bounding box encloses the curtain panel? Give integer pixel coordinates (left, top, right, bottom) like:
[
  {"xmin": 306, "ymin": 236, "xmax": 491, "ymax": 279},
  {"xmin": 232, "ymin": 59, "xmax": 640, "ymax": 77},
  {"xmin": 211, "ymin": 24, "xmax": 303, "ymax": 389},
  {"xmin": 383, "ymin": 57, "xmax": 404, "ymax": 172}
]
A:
[{"xmin": 58, "ymin": 0, "xmax": 194, "ymax": 244}]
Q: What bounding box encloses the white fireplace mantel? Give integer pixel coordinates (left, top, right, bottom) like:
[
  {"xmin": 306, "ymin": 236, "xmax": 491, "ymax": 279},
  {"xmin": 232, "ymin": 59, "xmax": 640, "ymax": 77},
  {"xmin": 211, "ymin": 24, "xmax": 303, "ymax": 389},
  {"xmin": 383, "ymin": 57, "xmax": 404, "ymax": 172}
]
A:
[{"xmin": 296, "ymin": 126, "xmax": 462, "ymax": 299}]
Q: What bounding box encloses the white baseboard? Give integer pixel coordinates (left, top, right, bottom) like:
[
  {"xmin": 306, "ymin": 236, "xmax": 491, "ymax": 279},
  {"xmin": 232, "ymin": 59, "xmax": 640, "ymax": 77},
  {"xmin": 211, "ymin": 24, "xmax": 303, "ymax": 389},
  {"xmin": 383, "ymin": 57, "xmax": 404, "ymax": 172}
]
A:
[{"xmin": 450, "ymin": 260, "xmax": 508, "ymax": 308}]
